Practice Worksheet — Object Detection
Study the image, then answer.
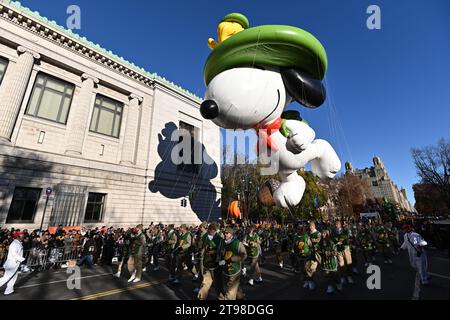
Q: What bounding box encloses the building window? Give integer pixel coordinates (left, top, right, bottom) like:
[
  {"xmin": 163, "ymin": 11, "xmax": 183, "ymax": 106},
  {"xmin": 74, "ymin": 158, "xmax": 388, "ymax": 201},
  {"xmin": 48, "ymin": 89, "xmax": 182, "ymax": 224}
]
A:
[
  {"xmin": 89, "ymin": 95, "xmax": 123, "ymax": 138},
  {"xmin": 0, "ymin": 57, "xmax": 8, "ymax": 85},
  {"xmin": 84, "ymin": 193, "xmax": 105, "ymax": 222},
  {"xmin": 6, "ymin": 187, "xmax": 41, "ymax": 223},
  {"xmin": 177, "ymin": 121, "xmax": 199, "ymax": 174},
  {"xmin": 25, "ymin": 73, "xmax": 74, "ymax": 124},
  {"xmin": 372, "ymin": 181, "xmax": 379, "ymax": 186}
]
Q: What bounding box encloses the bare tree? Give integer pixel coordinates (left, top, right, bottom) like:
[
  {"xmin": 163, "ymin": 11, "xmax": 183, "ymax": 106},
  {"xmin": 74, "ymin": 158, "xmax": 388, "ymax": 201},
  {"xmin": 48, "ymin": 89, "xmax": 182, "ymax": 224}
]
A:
[
  {"xmin": 335, "ymin": 173, "xmax": 372, "ymax": 218},
  {"xmin": 411, "ymin": 138, "xmax": 450, "ymax": 212}
]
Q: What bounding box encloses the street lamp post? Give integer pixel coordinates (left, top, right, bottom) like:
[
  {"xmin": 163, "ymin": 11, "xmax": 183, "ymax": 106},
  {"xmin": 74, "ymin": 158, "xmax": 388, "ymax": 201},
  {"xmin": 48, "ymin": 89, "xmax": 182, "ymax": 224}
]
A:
[
  {"xmin": 39, "ymin": 187, "xmax": 52, "ymax": 236},
  {"xmin": 240, "ymin": 177, "xmax": 253, "ymax": 221}
]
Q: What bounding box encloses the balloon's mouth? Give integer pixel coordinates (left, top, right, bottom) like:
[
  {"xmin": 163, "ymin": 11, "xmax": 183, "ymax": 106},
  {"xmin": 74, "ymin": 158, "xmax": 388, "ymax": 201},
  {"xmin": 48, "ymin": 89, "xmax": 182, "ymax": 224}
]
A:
[{"xmin": 255, "ymin": 89, "xmax": 280, "ymax": 127}]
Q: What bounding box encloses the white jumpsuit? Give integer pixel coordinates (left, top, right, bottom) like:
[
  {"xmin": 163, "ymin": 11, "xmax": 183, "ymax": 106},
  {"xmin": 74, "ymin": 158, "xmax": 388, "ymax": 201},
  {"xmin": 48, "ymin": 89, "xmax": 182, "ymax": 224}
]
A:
[
  {"xmin": 400, "ymin": 231, "xmax": 429, "ymax": 284},
  {"xmin": 0, "ymin": 239, "xmax": 25, "ymax": 295}
]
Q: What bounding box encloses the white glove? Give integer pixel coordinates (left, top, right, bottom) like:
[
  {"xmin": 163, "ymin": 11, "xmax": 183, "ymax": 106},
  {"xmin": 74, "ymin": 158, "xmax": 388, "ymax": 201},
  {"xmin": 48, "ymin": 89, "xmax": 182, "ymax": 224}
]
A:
[{"xmin": 218, "ymin": 260, "xmax": 226, "ymax": 266}]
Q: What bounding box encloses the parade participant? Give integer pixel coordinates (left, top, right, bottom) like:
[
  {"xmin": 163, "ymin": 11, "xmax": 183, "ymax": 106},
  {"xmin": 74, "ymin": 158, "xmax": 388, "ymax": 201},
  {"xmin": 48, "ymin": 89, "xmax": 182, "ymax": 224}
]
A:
[
  {"xmin": 293, "ymin": 224, "xmax": 314, "ymax": 289},
  {"xmin": 173, "ymin": 224, "xmax": 192, "ymax": 284},
  {"xmin": 307, "ymin": 221, "xmax": 322, "ymax": 289},
  {"xmin": 151, "ymin": 224, "xmax": 163, "ymax": 271},
  {"xmin": 258, "ymin": 224, "xmax": 270, "ymax": 265},
  {"xmin": 0, "ymin": 232, "xmax": 25, "ymax": 295},
  {"xmin": 368, "ymin": 221, "xmax": 378, "ymax": 262},
  {"xmin": 400, "ymin": 223, "xmax": 430, "ymax": 285},
  {"xmin": 320, "ymin": 229, "xmax": 341, "ymax": 294},
  {"xmin": 332, "ymin": 221, "xmax": 354, "ymax": 285},
  {"xmin": 234, "ymin": 223, "xmax": 245, "ymax": 241},
  {"xmin": 192, "ymin": 222, "xmax": 208, "ymax": 282},
  {"xmin": 164, "ymin": 224, "xmax": 178, "ymax": 281},
  {"xmin": 243, "ymin": 224, "xmax": 262, "ymax": 285},
  {"xmin": 219, "ymin": 227, "xmax": 247, "ymax": 300},
  {"xmin": 127, "ymin": 224, "xmax": 146, "ymax": 283},
  {"xmin": 386, "ymin": 222, "xmax": 400, "ymax": 255},
  {"xmin": 114, "ymin": 229, "xmax": 131, "ymax": 278},
  {"xmin": 359, "ymin": 225, "xmax": 375, "ymax": 267},
  {"xmin": 349, "ymin": 224, "xmax": 360, "ymax": 274},
  {"xmin": 197, "ymin": 223, "xmax": 224, "ymax": 300},
  {"xmin": 271, "ymin": 224, "xmax": 284, "ymax": 268},
  {"xmin": 287, "ymin": 223, "xmax": 298, "ymax": 272},
  {"xmin": 143, "ymin": 224, "xmax": 154, "ymax": 271},
  {"xmin": 376, "ymin": 225, "xmax": 392, "ymax": 264}
]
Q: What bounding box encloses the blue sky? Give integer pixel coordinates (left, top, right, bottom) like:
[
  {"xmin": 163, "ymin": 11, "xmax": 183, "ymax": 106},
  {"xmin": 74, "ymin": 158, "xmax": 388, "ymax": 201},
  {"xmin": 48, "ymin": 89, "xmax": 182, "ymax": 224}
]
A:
[{"xmin": 18, "ymin": 0, "xmax": 450, "ymax": 205}]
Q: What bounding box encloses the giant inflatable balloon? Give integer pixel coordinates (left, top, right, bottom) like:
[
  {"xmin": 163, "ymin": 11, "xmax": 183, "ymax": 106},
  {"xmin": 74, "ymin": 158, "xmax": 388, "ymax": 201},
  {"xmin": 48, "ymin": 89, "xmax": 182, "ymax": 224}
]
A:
[
  {"xmin": 201, "ymin": 13, "xmax": 341, "ymax": 208},
  {"xmin": 227, "ymin": 200, "xmax": 241, "ymax": 219}
]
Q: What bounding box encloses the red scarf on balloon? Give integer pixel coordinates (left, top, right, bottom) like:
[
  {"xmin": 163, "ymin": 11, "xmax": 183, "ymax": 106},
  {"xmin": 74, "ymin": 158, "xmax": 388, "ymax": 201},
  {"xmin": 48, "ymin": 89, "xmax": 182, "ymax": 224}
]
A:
[{"xmin": 254, "ymin": 117, "xmax": 282, "ymax": 152}]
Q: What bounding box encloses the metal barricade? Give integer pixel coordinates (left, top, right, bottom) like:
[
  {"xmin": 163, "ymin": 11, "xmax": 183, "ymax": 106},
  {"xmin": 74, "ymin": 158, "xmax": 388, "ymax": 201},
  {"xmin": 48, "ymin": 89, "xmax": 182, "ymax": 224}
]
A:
[{"xmin": 0, "ymin": 245, "xmax": 82, "ymax": 271}]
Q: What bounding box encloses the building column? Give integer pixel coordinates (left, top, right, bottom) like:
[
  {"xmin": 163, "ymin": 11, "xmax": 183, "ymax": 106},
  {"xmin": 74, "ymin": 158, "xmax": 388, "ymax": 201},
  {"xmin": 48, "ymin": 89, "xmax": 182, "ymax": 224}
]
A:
[
  {"xmin": 0, "ymin": 46, "xmax": 40, "ymax": 142},
  {"xmin": 120, "ymin": 93, "xmax": 143, "ymax": 164},
  {"xmin": 65, "ymin": 73, "xmax": 99, "ymax": 156}
]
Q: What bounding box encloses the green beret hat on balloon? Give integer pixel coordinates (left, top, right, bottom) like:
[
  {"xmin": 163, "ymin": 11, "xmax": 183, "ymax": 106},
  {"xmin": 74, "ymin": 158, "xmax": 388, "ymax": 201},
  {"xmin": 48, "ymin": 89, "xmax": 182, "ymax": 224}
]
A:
[{"xmin": 204, "ymin": 13, "xmax": 328, "ymax": 85}]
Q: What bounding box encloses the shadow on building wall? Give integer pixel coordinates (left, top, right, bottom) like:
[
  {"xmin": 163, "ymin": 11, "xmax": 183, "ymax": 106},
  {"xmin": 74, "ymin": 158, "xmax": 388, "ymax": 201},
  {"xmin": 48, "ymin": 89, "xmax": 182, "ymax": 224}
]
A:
[
  {"xmin": 0, "ymin": 150, "xmax": 56, "ymax": 224},
  {"xmin": 148, "ymin": 122, "xmax": 220, "ymax": 221}
]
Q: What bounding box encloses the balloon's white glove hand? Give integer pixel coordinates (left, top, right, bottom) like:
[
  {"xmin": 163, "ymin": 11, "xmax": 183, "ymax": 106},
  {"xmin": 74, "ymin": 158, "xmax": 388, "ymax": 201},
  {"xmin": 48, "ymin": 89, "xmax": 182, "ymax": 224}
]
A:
[
  {"xmin": 218, "ymin": 260, "xmax": 226, "ymax": 266},
  {"xmin": 285, "ymin": 122, "xmax": 315, "ymax": 154}
]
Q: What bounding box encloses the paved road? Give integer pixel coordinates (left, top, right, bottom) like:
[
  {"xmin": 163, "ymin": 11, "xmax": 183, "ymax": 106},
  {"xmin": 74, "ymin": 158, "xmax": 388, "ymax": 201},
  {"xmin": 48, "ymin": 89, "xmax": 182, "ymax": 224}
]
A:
[{"xmin": 1, "ymin": 249, "xmax": 449, "ymax": 300}]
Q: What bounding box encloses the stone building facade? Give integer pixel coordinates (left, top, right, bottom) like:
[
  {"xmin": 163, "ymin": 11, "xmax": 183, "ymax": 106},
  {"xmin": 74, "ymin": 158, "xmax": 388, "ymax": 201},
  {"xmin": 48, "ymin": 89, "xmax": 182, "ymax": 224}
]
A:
[
  {"xmin": 0, "ymin": 1, "xmax": 221, "ymax": 229},
  {"xmin": 345, "ymin": 157, "xmax": 414, "ymax": 212}
]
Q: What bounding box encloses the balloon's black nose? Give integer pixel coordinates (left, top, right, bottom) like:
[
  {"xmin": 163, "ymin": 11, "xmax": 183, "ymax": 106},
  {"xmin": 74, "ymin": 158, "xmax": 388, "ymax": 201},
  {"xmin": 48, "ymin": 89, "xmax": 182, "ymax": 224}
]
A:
[{"xmin": 200, "ymin": 100, "xmax": 219, "ymax": 119}]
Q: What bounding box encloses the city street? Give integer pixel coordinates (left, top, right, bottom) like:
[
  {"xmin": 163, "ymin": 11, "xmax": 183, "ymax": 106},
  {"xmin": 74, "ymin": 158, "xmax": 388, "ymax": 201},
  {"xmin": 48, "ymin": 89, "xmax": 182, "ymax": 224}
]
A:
[{"xmin": 1, "ymin": 249, "xmax": 449, "ymax": 300}]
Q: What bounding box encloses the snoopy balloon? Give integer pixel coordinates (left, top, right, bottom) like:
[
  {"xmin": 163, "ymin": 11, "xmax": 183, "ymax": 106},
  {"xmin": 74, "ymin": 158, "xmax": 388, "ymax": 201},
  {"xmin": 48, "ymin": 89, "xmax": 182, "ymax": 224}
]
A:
[{"xmin": 200, "ymin": 13, "xmax": 341, "ymax": 208}]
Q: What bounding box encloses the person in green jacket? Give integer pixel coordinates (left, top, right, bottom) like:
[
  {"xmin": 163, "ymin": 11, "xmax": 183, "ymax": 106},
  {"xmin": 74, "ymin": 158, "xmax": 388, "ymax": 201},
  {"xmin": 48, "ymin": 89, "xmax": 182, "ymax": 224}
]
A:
[
  {"xmin": 271, "ymin": 224, "xmax": 284, "ymax": 268},
  {"xmin": 359, "ymin": 225, "xmax": 375, "ymax": 267},
  {"xmin": 320, "ymin": 228, "xmax": 340, "ymax": 294},
  {"xmin": 174, "ymin": 224, "xmax": 192, "ymax": 284},
  {"xmin": 243, "ymin": 224, "xmax": 262, "ymax": 285},
  {"xmin": 218, "ymin": 227, "xmax": 247, "ymax": 300},
  {"xmin": 192, "ymin": 222, "xmax": 208, "ymax": 282},
  {"xmin": 306, "ymin": 221, "xmax": 322, "ymax": 290},
  {"xmin": 332, "ymin": 221, "xmax": 354, "ymax": 286},
  {"xmin": 127, "ymin": 224, "xmax": 146, "ymax": 283},
  {"xmin": 293, "ymin": 223, "xmax": 313, "ymax": 289},
  {"xmin": 164, "ymin": 224, "xmax": 178, "ymax": 282},
  {"xmin": 376, "ymin": 225, "xmax": 392, "ymax": 264},
  {"xmin": 197, "ymin": 222, "xmax": 224, "ymax": 300}
]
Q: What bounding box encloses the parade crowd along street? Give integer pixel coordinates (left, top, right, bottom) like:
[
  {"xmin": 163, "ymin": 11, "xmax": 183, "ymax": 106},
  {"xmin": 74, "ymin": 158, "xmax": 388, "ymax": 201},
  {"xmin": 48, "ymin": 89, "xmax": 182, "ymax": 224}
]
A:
[{"xmin": 0, "ymin": 218, "xmax": 427, "ymax": 298}]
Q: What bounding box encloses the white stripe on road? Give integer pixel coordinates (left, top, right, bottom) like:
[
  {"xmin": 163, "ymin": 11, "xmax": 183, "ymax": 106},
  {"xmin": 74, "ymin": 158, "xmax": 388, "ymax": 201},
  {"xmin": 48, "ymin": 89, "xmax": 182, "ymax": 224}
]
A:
[
  {"xmin": 428, "ymin": 272, "xmax": 450, "ymax": 281},
  {"xmin": 17, "ymin": 273, "xmax": 112, "ymax": 289}
]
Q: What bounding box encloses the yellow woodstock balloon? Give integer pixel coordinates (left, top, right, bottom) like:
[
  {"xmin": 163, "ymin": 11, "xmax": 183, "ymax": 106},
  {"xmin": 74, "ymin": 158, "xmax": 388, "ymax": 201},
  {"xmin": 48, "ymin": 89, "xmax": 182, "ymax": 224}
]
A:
[{"xmin": 208, "ymin": 13, "xmax": 249, "ymax": 50}]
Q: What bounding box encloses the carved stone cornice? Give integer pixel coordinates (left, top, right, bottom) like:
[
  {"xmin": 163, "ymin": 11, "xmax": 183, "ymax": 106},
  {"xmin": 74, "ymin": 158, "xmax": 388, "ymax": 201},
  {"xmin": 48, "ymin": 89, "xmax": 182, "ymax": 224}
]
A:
[
  {"xmin": 0, "ymin": 1, "xmax": 200, "ymax": 104},
  {"xmin": 17, "ymin": 45, "xmax": 40, "ymax": 59}
]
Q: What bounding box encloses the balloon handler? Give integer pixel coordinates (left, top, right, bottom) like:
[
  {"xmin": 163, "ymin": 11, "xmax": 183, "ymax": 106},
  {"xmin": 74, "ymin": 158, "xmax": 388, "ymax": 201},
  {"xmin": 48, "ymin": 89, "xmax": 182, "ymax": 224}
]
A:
[{"xmin": 201, "ymin": 13, "xmax": 341, "ymax": 209}]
